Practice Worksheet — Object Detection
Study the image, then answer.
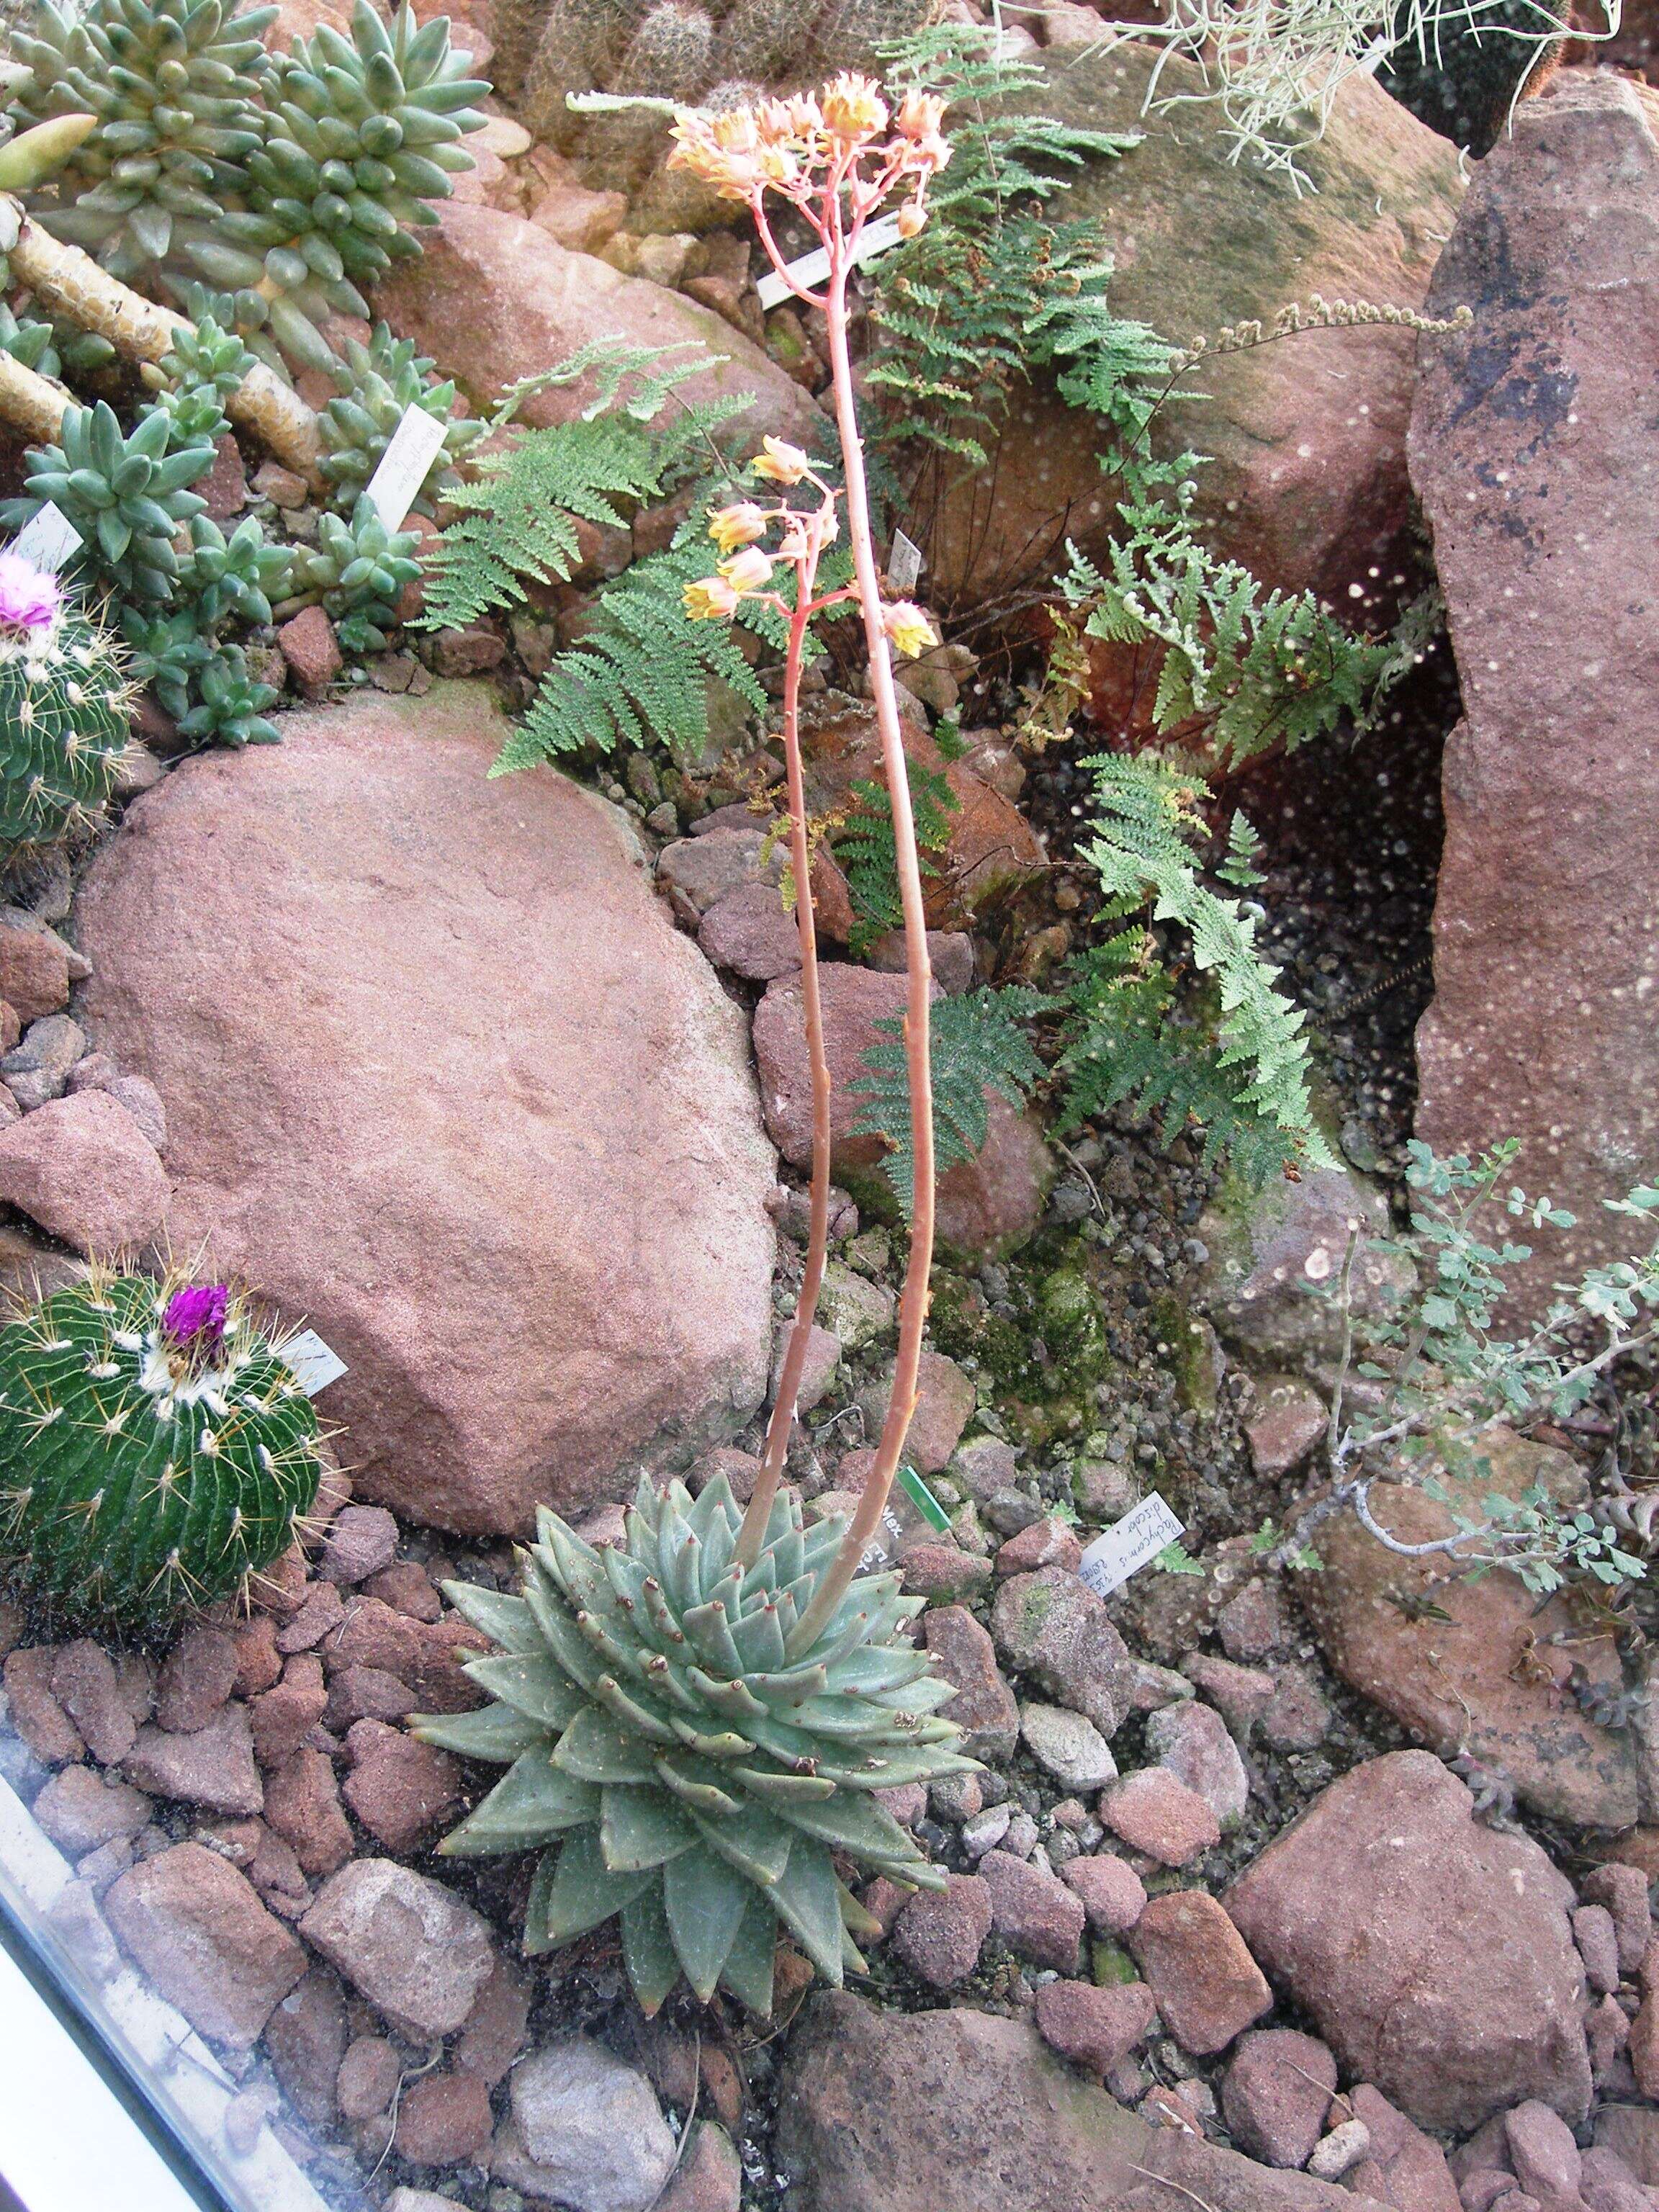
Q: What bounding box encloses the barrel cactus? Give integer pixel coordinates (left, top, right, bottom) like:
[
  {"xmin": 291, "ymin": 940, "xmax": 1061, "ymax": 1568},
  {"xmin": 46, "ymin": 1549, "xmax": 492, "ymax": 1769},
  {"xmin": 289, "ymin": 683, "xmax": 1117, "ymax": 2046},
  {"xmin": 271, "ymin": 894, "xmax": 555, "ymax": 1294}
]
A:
[
  {"xmin": 0, "ymin": 559, "xmax": 132, "ymax": 851},
  {"xmin": 419, "ymin": 1473, "xmax": 974, "ymax": 2015},
  {"xmin": 0, "ymin": 1271, "xmax": 325, "ymax": 1629}
]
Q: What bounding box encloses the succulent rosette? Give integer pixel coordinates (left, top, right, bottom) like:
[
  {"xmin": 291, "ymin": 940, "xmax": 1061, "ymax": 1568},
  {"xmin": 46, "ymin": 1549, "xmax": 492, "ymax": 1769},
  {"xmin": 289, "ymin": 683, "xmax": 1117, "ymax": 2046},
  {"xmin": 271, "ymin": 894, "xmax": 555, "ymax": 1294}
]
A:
[{"xmin": 420, "ymin": 1473, "xmax": 974, "ymax": 2015}]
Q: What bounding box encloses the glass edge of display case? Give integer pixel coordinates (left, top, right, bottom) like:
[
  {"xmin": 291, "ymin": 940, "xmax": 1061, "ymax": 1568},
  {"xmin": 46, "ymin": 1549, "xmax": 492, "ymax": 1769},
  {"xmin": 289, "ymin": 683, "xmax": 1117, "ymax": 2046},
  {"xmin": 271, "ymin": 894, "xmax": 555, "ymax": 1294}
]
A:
[{"xmin": 0, "ymin": 1771, "xmax": 334, "ymax": 2212}]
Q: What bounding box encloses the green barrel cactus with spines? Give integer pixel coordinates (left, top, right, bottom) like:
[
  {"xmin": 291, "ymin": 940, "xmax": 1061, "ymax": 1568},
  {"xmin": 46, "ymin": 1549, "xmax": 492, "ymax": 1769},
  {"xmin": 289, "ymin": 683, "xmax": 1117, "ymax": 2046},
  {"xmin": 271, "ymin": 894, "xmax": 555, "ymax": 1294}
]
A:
[
  {"xmin": 418, "ymin": 1473, "xmax": 974, "ymax": 2016},
  {"xmin": 0, "ymin": 590, "xmax": 132, "ymax": 850},
  {"xmin": 811, "ymin": 0, "xmax": 930, "ymax": 69},
  {"xmin": 0, "ymin": 1273, "xmax": 324, "ymax": 1629},
  {"xmin": 319, "ymin": 323, "xmax": 483, "ymax": 516},
  {"xmin": 521, "ymin": 0, "xmax": 651, "ymax": 145},
  {"xmin": 711, "ymin": 0, "xmax": 797, "ymax": 81}
]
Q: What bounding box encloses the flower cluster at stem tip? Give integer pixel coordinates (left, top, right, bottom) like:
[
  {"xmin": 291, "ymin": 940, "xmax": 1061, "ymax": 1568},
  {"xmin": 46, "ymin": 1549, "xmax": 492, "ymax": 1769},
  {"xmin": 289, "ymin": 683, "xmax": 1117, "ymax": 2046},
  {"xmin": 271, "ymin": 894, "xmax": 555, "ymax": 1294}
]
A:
[{"xmin": 666, "ymin": 74, "xmax": 950, "ymax": 230}]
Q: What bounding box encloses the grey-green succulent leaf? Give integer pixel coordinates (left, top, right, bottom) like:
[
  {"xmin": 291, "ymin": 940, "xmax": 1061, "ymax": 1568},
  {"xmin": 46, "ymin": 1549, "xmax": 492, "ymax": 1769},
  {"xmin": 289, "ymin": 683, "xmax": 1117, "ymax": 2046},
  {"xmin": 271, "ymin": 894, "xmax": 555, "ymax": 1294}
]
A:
[{"xmin": 421, "ymin": 1473, "xmax": 972, "ymax": 2015}]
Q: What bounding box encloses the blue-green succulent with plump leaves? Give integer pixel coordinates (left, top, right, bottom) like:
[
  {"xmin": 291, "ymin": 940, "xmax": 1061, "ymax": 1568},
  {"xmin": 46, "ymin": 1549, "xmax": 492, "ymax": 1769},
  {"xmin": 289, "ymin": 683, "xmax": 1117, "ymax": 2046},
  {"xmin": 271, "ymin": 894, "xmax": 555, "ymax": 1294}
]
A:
[
  {"xmin": 0, "ymin": 400, "xmax": 213, "ymax": 603},
  {"xmin": 318, "ymin": 321, "xmax": 482, "ymax": 515},
  {"xmin": 284, "ymin": 493, "xmax": 419, "ymax": 651},
  {"xmin": 0, "ymin": 1269, "xmax": 324, "ymax": 1629},
  {"xmin": 418, "ymin": 1474, "xmax": 974, "ymax": 2016}
]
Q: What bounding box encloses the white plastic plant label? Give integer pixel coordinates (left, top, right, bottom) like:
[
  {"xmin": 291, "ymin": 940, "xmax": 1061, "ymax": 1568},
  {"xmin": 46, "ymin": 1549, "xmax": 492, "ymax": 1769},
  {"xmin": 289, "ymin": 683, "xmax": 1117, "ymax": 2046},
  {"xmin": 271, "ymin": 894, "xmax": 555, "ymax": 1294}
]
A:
[
  {"xmin": 887, "ymin": 529, "xmax": 923, "ymax": 595},
  {"xmin": 756, "ymin": 211, "xmax": 907, "ymax": 310},
  {"xmin": 11, "ymin": 502, "xmax": 81, "ymax": 575},
  {"xmin": 1077, "ymin": 1493, "xmax": 1187, "ymax": 1598},
  {"xmin": 363, "ymin": 405, "xmax": 448, "ymax": 533},
  {"xmin": 281, "ymin": 1328, "xmax": 348, "ymax": 1398}
]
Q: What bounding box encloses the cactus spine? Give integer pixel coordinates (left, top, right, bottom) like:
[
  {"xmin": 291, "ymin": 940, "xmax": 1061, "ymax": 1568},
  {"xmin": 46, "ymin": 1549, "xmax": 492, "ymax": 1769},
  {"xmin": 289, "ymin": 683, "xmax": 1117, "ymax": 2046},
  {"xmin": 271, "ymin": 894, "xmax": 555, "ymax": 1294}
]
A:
[
  {"xmin": 0, "ymin": 1271, "xmax": 325, "ymax": 1629},
  {"xmin": 0, "ymin": 583, "xmax": 132, "ymax": 851}
]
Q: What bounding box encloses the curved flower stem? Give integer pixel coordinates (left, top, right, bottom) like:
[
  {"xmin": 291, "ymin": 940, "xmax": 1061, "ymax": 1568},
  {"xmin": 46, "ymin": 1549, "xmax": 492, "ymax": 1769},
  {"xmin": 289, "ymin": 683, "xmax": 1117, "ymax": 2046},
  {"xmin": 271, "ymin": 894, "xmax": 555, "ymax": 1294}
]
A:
[
  {"xmin": 785, "ymin": 252, "xmax": 935, "ymax": 1659},
  {"xmin": 736, "ymin": 552, "xmax": 832, "ymax": 1571}
]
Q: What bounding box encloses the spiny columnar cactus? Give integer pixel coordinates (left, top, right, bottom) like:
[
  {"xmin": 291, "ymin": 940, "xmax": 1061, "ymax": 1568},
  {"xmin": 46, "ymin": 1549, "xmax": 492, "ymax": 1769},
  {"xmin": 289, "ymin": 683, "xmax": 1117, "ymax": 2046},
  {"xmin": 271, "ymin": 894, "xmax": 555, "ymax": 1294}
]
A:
[
  {"xmin": 0, "ymin": 562, "xmax": 132, "ymax": 849},
  {"xmin": 420, "ymin": 1474, "xmax": 973, "ymax": 2015},
  {"xmin": 520, "ymin": 0, "xmax": 931, "ymax": 191},
  {"xmin": 0, "ymin": 1272, "xmax": 325, "ymax": 1628},
  {"xmin": 319, "ymin": 323, "xmax": 483, "ymax": 516}
]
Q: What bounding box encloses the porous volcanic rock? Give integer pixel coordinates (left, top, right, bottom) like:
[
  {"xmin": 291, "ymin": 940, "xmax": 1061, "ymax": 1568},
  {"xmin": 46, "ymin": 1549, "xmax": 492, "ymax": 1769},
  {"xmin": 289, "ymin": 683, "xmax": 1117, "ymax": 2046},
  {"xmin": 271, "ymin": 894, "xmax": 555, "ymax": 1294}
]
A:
[
  {"xmin": 374, "ymin": 201, "xmax": 824, "ymax": 452},
  {"xmin": 74, "ymin": 684, "xmax": 777, "ymax": 1534},
  {"xmin": 924, "ymin": 45, "xmax": 1463, "ymax": 611},
  {"xmin": 1410, "ymin": 71, "xmax": 1659, "ymax": 1306},
  {"xmin": 1224, "ymin": 1750, "xmax": 1591, "ymax": 2131},
  {"xmin": 775, "ymin": 1991, "xmax": 1395, "ymax": 2212}
]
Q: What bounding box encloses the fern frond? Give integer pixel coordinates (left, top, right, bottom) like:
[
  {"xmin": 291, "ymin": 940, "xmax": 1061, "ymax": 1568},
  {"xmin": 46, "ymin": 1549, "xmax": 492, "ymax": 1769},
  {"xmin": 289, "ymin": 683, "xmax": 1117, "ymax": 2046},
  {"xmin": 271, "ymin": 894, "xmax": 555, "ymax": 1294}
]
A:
[
  {"xmin": 853, "ymin": 986, "xmax": 1052, "ymax": 1219},
  {"xmin": 1071, "ymin": 752, "xmax": 1336, "ymax": 1174},
  {"xmin": 493, "ymin": 513, "xmax": 768, "ymax": 771},
  {"xmin": 1053, "ymin": 939, "xmax": 1301, "ymax": 1186},
  {"xmin": 833, "ymin": 760, "xmax": 958, "ymax": 955}
]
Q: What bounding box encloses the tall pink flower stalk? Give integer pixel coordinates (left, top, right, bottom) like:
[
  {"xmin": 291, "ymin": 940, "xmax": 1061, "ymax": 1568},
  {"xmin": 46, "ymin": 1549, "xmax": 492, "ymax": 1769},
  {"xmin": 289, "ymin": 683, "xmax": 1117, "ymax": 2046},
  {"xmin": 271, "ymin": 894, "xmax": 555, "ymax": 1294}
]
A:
[{"xmin": 673, "ymin": 78, "xmax": 949, "ymax": 1644}]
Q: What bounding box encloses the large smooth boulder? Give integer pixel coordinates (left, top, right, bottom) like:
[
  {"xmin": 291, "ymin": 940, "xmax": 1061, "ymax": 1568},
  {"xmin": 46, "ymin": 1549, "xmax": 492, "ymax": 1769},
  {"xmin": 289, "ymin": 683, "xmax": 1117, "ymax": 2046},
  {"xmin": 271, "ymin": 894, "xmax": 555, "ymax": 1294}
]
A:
[
  {"xmin": 74, "ymin": 685, "xmax": 777, "ymax": 1535},
  {"xmin": 374, "ymin": 199, "xmax": 826, "ymax": 445},
  {"xmin": 1299, "ymin": 1430, "xmax": 1640, "ymax": 1828},
  {"xmin": 775, "ymin": 1990, "xmax": 1393, "ymax": 2212},
  {"xmin": 1410, "ymin": 72, "xmax": 1659, "ymax": 1308},
  {"xmin": 923, "ymin": 45, "xmax": 1464, "ymax": 611},
  {"xmin": 1224, "ymin": 1751, "xmax": 1592, "ymax": 2132}
]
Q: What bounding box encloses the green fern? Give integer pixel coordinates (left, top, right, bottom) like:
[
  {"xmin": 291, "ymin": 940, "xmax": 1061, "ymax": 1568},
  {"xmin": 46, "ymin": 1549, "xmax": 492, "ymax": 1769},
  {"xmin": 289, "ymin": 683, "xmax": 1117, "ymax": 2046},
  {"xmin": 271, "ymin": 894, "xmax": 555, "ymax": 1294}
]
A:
[
  {"xmin": 1053, "ymin": 934, "xmax": 1302, "ymax": 1185},
  {"xmin": 421, "ymin": 341, "xmax": 753, "ymax": 634},
  {"xmin": 1064, "ymin": 752, "xmax": 1334, "ymax": 1175},
  {"xmin": 1060, "ymin": 518, "xmax": 1392, "ymax": 765},
  {"xmin": 492, "ymin": 511, "xmax": 768, "ymax": 772},
  {"xmin": 853, "ymin": 985, "xmax": 1050, "ymax": 1219},
  {"xmin": 833, "ymin": 761, "xmax": 958, "ymax": 956},
  {"xmin": 869, "ymin": 24, "xmax": 1184, "ymax": 489}
]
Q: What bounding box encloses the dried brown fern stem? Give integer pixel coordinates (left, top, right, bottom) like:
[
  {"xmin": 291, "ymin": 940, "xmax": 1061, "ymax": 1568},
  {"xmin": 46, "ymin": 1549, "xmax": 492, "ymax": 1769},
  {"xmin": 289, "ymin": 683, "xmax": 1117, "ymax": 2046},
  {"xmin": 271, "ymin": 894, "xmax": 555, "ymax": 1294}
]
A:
[{"xmin": 0, "ymin": 199, "xmax": 323, "ymax": 482}]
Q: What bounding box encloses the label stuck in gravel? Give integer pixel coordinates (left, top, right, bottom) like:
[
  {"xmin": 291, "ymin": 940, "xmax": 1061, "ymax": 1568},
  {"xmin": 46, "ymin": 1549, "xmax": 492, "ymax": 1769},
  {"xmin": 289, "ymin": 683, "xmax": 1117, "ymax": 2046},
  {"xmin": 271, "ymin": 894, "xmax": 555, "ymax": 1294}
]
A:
[
  {"xmin": 364, "ymin": 405, "xmax": 448, "ymax": 532},
  {"xmin": 1078, "ymin": 1493, "xmax": 1186, "ymax": 1597}
]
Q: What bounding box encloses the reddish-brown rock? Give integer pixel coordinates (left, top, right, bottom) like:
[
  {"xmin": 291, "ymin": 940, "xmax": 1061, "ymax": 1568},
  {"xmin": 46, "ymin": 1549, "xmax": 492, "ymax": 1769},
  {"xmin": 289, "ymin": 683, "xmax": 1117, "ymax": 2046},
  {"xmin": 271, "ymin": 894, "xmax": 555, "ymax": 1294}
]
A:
[
  {"xmin": 395, "ymin": 2069, "xmax": 494, "ymax": 2166},
  {"xmin": 341, "ymin": 1721, "xmax": 463, "ymax": 1853},
  {"xmin": 373, "ymin": 202, "xmax": 824, "ymax": 451},
  {"xmin": 891, "ymin": 1873, "xmax": 994, "ymax": 1989},
  {"xmin": 1128, "ymin": 1889, "xmax": 1273, "ymax": 2056},
  {"xmin": 979, "ymin": 1848, "xmax": 1087, "ymax": 1972},
  {"xmin": 263, "ymin": 1747, "xmax": 353, "ymax": 1876},
  {"xmin": 122, "ymin": 1704, "xmax": 263, "ymax": 1815},
  {"xmin": 0, "ymin": 915, "xmax": 70, "ymax": 1023},
  {"xmin": 1033, "ymin": 1979, "xmax": 1159, "ymax": 2077},
  {"xmin": 1222, "ymin": 2030, "xmax": 1338, "ymax": 2169},
  {"xmin": 1409, "ymin": 73, "xmax": 1659, "ymax": 1308},
  {"xmin": 264, "ymin": 1966, "xmax": 346, "ymax": 2127},
  {"xmin": 1099, "ymin": 1769, "xmax": 1223, "ymax": 1867},
  {"xmin": 1061, "ymin": 1851, "xmax": 1147, "ymax": 1936},
  {"xmin": 0, "ymin": 1089, "xmax": 168, "ymax": 1254},
  {"xmin": 74, "ymin": 685, "xmax": 777, "ymax": 1535},
  {"xmin": 1299, "ymin": 1435, "xmax": 1640, "ymax": 1829},
  {"xmin": 752, "ymin": 966, "xmax": 1051, "ymax": 1259},
  {"xmin": 1344, "ymin": 2085, "xmax": 1462, "ymax": 2212},
  {"xmin": 1224, "ymin": 1751, "xmax": 1591, "ymax": 2131},
  {"xmin": 922, "ymin": 45, "xmax": 1463, "ymax": 613},
  {"xmin": 922, "ymin": 1605, "xmax": 1019, "ymax": 1762},
  {"xmin": 50, "ymin": 1642, "xmax": 135, "ymax": 1766},
  {"xmin": 775, "ymin": 1992, "xmax": 1396, "ymax": 2212},
  {"xmin": 104, "ymin": 1842, "xmax": 307, "ymax": 2049},
  {"xmin": 298, "ymin": 1859, "xmax": 496, "ymax": 2039},
  {"xmin": 276, "ymin": 605, "xmax": 342, "ymax": 691}
]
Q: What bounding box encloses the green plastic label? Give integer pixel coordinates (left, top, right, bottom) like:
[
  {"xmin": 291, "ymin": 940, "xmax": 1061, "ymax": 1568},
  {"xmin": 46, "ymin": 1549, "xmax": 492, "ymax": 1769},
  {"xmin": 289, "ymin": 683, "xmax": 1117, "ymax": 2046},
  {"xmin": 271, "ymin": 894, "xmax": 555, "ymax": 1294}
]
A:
[{"xmin": 895, "ymin": 1462, "xmax": 950, "ymax": 1534}]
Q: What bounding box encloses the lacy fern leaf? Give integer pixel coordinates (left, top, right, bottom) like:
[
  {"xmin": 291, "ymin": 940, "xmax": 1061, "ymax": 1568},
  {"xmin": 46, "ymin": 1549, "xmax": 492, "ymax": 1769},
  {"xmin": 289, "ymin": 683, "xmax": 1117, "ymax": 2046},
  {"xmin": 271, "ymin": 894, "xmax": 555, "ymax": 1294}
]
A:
[
  {"xmin": 853, "ymin": 986, "xmax": 1050, "ymax": 1218},
  {"xmin": 1069, "ymin": 752, "xmax": 1334, "ymax": 1174},
  {"xmin": 493, "ymin": 515, "xmax": 768, "ymax": 771},
  {"xmin": 421, "ymin": 342, "xmax": 752, "ymax": 632},
  {"xmin": 834, "ymin": 761, "xmax": 958, "ymax": 955}
]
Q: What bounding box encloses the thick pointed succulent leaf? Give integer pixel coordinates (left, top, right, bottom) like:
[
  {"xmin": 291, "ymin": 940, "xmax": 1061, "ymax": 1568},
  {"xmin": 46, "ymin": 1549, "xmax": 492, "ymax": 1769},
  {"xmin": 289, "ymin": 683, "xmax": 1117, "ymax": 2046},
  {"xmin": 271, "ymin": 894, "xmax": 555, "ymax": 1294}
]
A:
[
  {"xmin": 601, "ymin": 1784, "xmax": 698, "ymax": 1873},
  {"xmin": 590, "ymin": 1672, "xmax": 680, "ymax": 1746},
  {"xmin": 719, "ymin": 1890, "xmax": 778, "ymax": 2018},
  {"xmin": 772, "ymin": 1788, "xmax": 920, "ymax": 1865},
  {"xmin": 411, "ymin": 1703, "xmax": 544, "ymax": 1763},
  {"xmin": 552, "ymin": 1706, "xmax": 658, "ymax": 1785},
  {"xmin": 538, "ymin": 1826, "xmax": 652, "ymax": 1946},
  {"xmin": 731, "ymin": 1763, "xmax": 836, "ymax": 1805},
  {"xmin": 691, "ymin": 1802, "xmax": 793, "ymax": 1889},
  {"xmin": 770, "ymin": 1838, "xmax": 846, "ymax": 1983},
  {"xmin": 621, "ymin": 1888, "xmax": 680, "ymax": 2018},
  {"xmin": 466, "ymin": 1651, "xmax": 585, "ymax": 1729},
  {"xmin": 653, "ymin": 1751, "xmax": 742, "ymax": 1819},
  {"xmin": 664, "ymin": 1842, "xmax": 752, "ymax": 2003},
  {"xmin": 729, "ymin": 1599, "xmax": 787, "ymax": 1675},
  {"xmin": 440, "ymin": 1750, "xmax": 597, "ymax": 1855},
  {"xmin": 441, "ymin": 1581, "xmax": 539, "ymax": 1658}
]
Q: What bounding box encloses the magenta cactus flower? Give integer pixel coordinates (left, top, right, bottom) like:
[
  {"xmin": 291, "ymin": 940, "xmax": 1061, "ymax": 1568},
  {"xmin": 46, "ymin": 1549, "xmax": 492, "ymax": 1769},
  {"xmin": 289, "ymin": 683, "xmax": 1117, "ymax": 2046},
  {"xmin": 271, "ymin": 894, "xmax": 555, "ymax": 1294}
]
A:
[
  {"xmin": 0, "ymin": 551, "xmax": 61, "ymax": 633},
  {"xmin": 163, "ymin": 1283, "xmax": 229, "ymax": 1354}
]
